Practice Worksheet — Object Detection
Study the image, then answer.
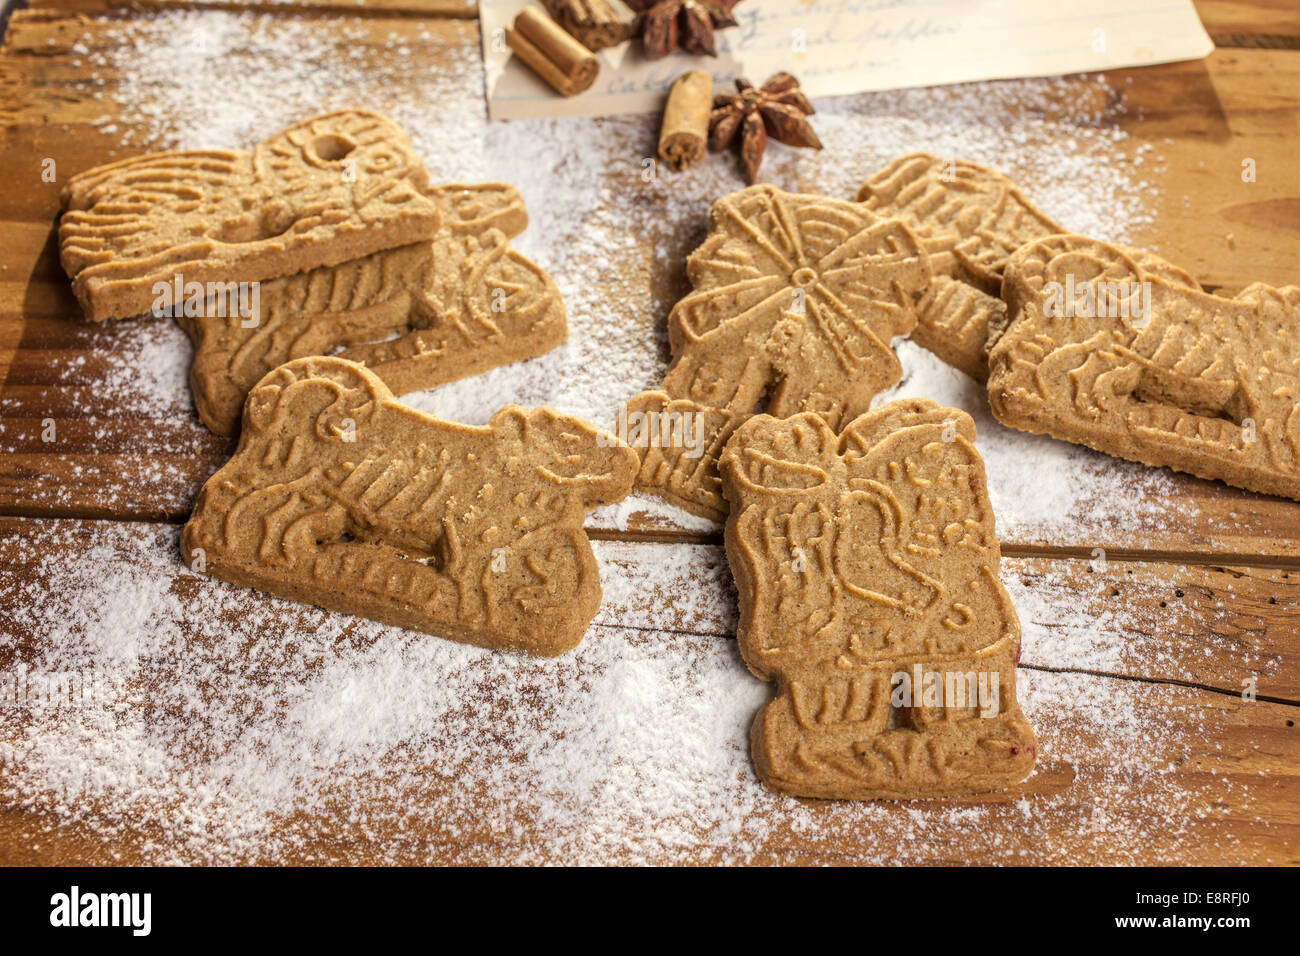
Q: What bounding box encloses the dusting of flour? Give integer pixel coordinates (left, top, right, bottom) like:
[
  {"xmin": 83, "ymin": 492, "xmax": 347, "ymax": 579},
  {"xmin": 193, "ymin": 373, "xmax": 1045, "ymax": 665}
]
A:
[
  {"xmin": 0, "ymin": 525, "xmax": 1254, "ymax": 864},
  {"xmin": 0, "ymin": 10, "xmax": 1257, "ymax": 864},
  {"xmin": 51, "ymin": 8, "xmax": 1195, "ymax": 540}
]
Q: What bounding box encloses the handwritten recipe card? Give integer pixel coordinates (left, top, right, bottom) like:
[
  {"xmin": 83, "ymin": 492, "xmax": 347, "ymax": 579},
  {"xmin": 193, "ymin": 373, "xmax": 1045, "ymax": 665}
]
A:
[{"xmin": 480, "ymin": 0, "xmax": 1214, "ymax": 119}]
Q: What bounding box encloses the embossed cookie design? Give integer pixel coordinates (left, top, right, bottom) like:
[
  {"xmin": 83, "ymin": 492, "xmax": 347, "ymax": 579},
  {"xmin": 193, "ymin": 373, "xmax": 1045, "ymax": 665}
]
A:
[
  {"xmin": 628, "ymin": 184, "xmax": 931, "ymax": 521},
  {"xmin": 182, "ymin": 356, "xmax": 638, "ymax": 655},
  {"xmin": 990, "ymin": 235, "xmax": 1300, "ymax": 500},
  {"xmin": 856, "ymin": 154, "xmax": 1064, "ymax": 381},
  {"xmin": 180, "ymin": 183, "xmax": 566, "ymax": 435},
  {"xmin": 857, "ymin": 154, "xmax": 1201, "ymax": 381},
  {"xmin": 60, "ymin": 111, "xmax": 439, "ymax": 321},
  {"xmin": 720, "ymin": 399, "xmax": 1036, "ymax": 800}
]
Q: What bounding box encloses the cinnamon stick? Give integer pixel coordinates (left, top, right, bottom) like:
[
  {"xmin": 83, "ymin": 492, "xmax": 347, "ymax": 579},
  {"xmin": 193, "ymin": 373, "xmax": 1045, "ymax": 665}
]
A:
[
  {"xmin": 506, "ymin": 5, "xmax": 600, "ymax": 98},
  {"xmin": 541, "ymin": 0, "xmax": 630, "ymax": 52},
  {"xmin": 657, "ymin": 71, "xmax": 712, "ymax": 172}
]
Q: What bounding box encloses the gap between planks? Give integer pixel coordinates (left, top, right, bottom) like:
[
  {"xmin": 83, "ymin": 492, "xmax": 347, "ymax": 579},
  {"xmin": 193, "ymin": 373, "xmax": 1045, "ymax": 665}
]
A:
[
  {"xmin": 589, "ymin": 530, "xmax": 1300, "ymax": 572},
  {"xmin": 2, "ymin": 513, "xmax": 1295, "ymax": 706},
  {"xmin": 1017, "ymin": 662, "xmax": 1300, "ymax": 709},
  {"xmin": 591, "ymin": 620, "xmax": 1300, "ymax": 708},
  {"xmin": 2, "ymin": 507, "xmax": 1298, "ymax": 572}
]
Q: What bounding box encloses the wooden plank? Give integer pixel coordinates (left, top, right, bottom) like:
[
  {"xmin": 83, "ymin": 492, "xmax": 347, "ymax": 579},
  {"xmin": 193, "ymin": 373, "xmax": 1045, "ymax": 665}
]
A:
[
  {"xmin": 1109, "ymin": 52, "xmax": 1300, "ymax": 290},
  {"xmin": 0, "ymin": 519, "xmax": 1294, "ymax": 864},
  {"xmin": 24, "ymin": 0, "xmax": 478, "ymax": 16},
  {"xmin": 16, "ymin": 0, "xmax": 1300, "ymax": 44},
  {"xmin": 603, "ymin": 542, "xmax": 1300, "ymax": 702},
  {"xmin": 2, "ymin": 687, "xmax": 1294, "ymax": 865},
  {"xmin": 2, "ymin": 520, "xmax": 1295, "ymax": 698},
  {"xmin": 1, "ymin": 9, "xmax": 1298, "ymax": 555},
  {"xmin": 1006, "ymin": 556, "xmax": 1300, "ymax": 702},
  {"xmin": 1196, "ymin": 0, "xmax": 1300, "ymax": 45}
]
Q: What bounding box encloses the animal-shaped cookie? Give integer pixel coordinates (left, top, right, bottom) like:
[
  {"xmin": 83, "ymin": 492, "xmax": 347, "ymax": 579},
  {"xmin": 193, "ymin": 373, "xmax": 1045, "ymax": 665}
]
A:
[
  {"xmin": 719, "ymin": 399, "xmax": 1036, "ymax": 799},
  {"xmin": 627, "ymin": 184, "xmax": 931, "ymax": 521},
  {"xmin": 182, "ymin": 356, "xmax": 638, "ymax": 655},
  {"xmin": 856, "ymin": 154, "xmax": 1203, "ymax": 381},
  {"xmin": 855, "ymin": 154, "xmax": 1060, "ymax": 381},
  {"xmin": 179, "ymin": 183, "xmax": 565, "ymax": 435},
  {"xmin": 60, "ymin": 111, "xmax": 439, "ymax": 321},
  {"xmin": 989, "ymin": 235, "xmax": 1300, "ymax": 500}
]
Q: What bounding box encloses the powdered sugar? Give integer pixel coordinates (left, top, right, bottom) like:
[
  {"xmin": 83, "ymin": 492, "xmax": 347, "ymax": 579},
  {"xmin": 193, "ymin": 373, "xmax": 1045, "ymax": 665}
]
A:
[
  {"xmin": 877, "ymin": 341, "xmax": 1190, "ymax": 539},
  {"xmin": 0, "ymin": 9, "xmax": 1263, "ymax": 864},
  {"xmin": 50, "ymin": 8, "xmax": 1192, "ymax": 539},
  {"xmin": 0, "ymin": 523, "xmax": 1257, "ymax": 864}
]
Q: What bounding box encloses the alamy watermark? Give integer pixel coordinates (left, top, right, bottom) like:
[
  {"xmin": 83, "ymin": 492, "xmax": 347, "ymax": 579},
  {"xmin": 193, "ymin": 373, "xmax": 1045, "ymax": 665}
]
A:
[
  {"xmin": 50, "ymin": 886, "xmax": 151, "ymax": 936},
  {"xmin": 890, "ymin": 665, "xmax": 1001, "ymax": 717},
  {"xmin": 601, "ymin": 403, "xmax": 706, "ymax": 458},
  {"xmin": 151, "ymin": 273, "xmax": 260, "ymax": 327},
  {"xmin": 2, "ymin": 665, "xmax": 102, "ymax": 709},
  {"xmin": 1043, "ymin": 274, "xmax": 1153, "ymax": 326}
]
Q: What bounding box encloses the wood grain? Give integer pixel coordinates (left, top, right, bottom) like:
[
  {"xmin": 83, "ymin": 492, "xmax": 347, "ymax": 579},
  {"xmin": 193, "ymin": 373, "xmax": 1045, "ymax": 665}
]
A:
[
  {"xmin": 1, "ymin": 9, "xmax": 1299, "ymax": 556},
  {"xmin": 25, "ymin": 0, "xmax": 478, "ymax": 16},
  {"xmin": 1111, "ymin": 52, "xmax": 1300, "ymax": 290},
  {"xmin": 0, "ymin": 517, "xmax": 1295, "ymax": 865},
  {"xmin": 0, "ymin": 2, "xmax": 1297, "ymax": 866},
  {"xmin": 1196, "ymin": 0, "xmax": 1300, "ymax": 46}
]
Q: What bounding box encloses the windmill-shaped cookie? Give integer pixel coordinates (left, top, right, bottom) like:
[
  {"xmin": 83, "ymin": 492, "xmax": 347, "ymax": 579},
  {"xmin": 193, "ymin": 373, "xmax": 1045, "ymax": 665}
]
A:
[
  {"xmin": 182, "ymin": 356, "xmax": 638, "ymax": 655},
  {"xmin": 990, "ymin": 235, "xmax": 1300, "ymax": 500},
  {"xmin": 626, "ymin": 184, "xmax": 932, "ymax": 521},
  {"xmin": 720, "ymin": 399, "xmax": 1036, "ymax": 799},
  {"xmin": 180, "ymin": 183, "xmax": 566, "ymax": 435},
  {"xmin": 60, "ymin": 111, "xmax": 440, "ymax": 321}
]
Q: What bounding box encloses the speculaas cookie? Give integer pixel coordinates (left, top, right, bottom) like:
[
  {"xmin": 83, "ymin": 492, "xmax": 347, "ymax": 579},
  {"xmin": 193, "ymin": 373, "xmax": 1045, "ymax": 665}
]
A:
[
  {"xmin": 989, "ymin": 234, "xmax": 1300, "ymax": 500},
  {"xmin": 179, "ymin": 183, "xmax": 565, "ymax": 436},
  {"xmin": 60, "ymin": 111, "xmax": 439, "ymax": 321},
  {"xmin": 627, "ymin": 184, "xmax": 931, "ymax": 521},
  {"xmin": 719, "ymin": 399, "xmax": 1036, "ymax": 799},
  {"xmin": 181, "ymin": 356, "xmax": 638, "ymax": 655},
  {"xmin": 856, "ymin": 153, "xmax": 1063, "ymax": 381},
  {"xmin": 856, "ymin": 154, "xmax": 1203, "ymax": 381}
]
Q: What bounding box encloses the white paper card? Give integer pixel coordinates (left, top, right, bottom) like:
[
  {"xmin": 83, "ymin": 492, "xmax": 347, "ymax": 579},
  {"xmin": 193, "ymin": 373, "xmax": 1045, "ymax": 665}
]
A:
[{"xmin": 480, "ymin": 0, "xmax": 1214, "ymax": 120}]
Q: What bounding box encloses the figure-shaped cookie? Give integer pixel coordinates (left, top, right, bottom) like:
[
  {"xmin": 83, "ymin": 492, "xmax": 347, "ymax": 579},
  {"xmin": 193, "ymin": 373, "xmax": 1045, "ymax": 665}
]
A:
[
  {"xmin": 627, "ymin": 185, "xmax": 931, "ymax": 521},
  {"xmin": 989, "ymin": 235, "xmax": 1300, "ymax": 500},
  {"xmin": 60, "ymin": 111, "xmax": 439, "ymax": 321},
  {"xmin": 182, "ymin": 356, "xmax": 638, "ymax": 655},
  {"xmin": 856, "ymin": 154, "xmax": 1201, "ymax": 380},
  {"xmin": 179, "ymin": 183, "xmax": 565, "ymax": 435},
  {"xmin": 720, "ymin": 399, "xmax": 1036, "ymax": 799}
]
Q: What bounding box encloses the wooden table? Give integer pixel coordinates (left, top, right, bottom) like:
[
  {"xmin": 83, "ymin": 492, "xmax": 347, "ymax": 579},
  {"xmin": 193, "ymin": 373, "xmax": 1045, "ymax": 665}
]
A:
[{"xmin": 0, "ymin": 0, "xmax": 1296, "ymax": 865}]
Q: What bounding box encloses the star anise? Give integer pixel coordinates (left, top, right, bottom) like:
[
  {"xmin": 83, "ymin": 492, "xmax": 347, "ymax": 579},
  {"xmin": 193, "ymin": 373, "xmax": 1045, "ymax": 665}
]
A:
[
  {"xmin": 709, "ymin": 72, "xmax": 822, "ymax": 183},
  {"xmin": 626, "ymin": 0, "xmax": 740, "ymax": 60}
]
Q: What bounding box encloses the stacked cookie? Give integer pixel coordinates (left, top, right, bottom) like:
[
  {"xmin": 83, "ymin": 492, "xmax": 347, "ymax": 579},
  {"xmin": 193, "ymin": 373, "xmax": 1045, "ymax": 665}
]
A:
[
  {"xmin": 856, "ymin": 154, "xmax": 1300, "ymax": 500},
  {"xmin": 60, "ymin": 111, "xmax": 568, "ymax": 435},
  {"xmin": 58, "ymin": 111, "xmax": 638, "ymax": 656}
]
